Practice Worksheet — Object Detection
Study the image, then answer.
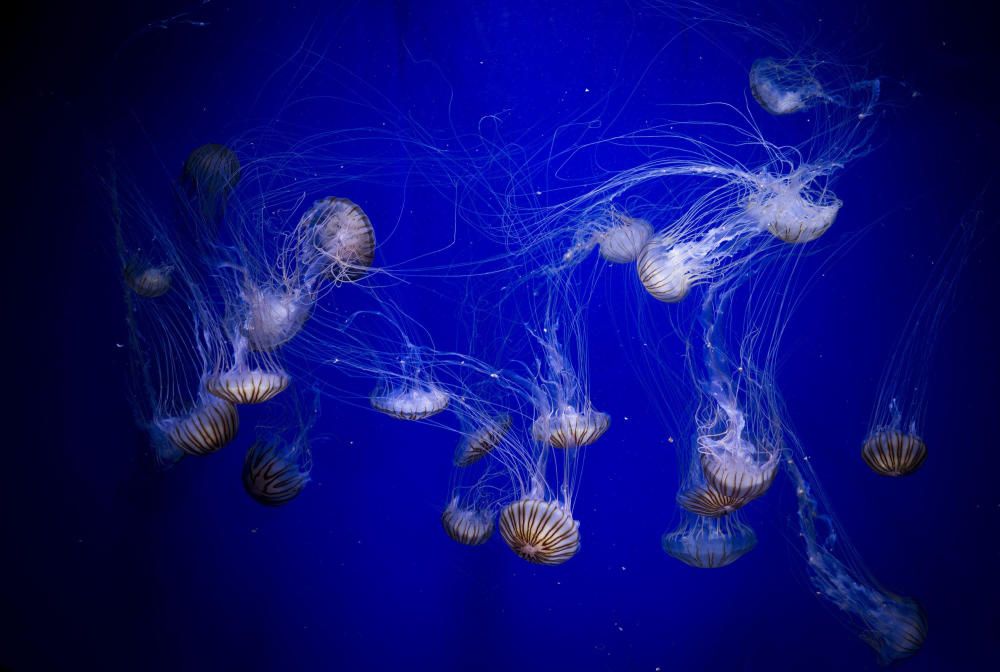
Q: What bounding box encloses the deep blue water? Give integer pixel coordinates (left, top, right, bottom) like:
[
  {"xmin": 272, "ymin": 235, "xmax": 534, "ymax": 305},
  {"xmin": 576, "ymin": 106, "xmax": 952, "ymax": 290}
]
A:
[{"xmin": 5, "ymin": 1, "xmax": 999, "ymax": 670}]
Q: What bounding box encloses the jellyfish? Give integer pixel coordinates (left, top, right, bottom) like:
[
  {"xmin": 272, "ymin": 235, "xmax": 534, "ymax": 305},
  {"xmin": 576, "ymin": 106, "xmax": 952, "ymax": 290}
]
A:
[
  {"xmin": 180, "ymin": 143, "xmax": 241, "ymax": 223},
  {"xmin": 156, "ymin": 393, "xmax": 239, "ymax": 457},
  {"xmin": 124, "ymin": 261, "xmax": 173, "ymax": 298},
  {"xmin": 749, "ymin": 57, "xmax": 827, "ymax": 116},
  {"xmin": 206, "ymin": 366, "xmax": 290, "ymax": 405},
  {"xmin": 243, "ymin": 282, "xmax": 314, "ymax": 352},
  {"xmin": 455, "ymin": 413, "xmax": 512, "ymax": 467},
  {"xmin": 743, "ymin": 171, "xmax": 841, "ymax": 244},
  {"xmin": 563, "ymin": 207, "xmax": 654, "ymax": 265},
  {"xmin": 861, "ymin": 429, "xmax": 927, "ymax": 477},
  {"xmin": 441, "ymin": 499, "xmax": 495, "ymax": 546},
  {"xmin": 242, "ymin": 434, "xmax": 312, "ymax": 507},
  {"xmin": 531, "ymin": 404, "xmax": 610, "ymax": 449},
  {"xmin": 298, "ymin": 197, "xmax": 376, "ymax": 285},
  {"xmin": 662, "ymin": 512, "xmax": 757, "ymax": 569},
  {"xmin": 499, "ymin": 497, "xmax": 580, "ymax": 565},
  {"xmin": 370, "ymin": 381, "xmax": 450, "ymax": 420}
]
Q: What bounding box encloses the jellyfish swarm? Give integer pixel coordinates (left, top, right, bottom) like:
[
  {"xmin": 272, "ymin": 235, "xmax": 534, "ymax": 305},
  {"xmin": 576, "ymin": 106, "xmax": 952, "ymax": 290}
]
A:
[
  {"xmin": 499, "ymin": 498, "xmax": 580, "ymax": 565},
  {"xmin": 861, "ymin": 429, "xmax": 927, "ymax": 477},
  {"xmin": 243, "ymin": 283, "xmax": 313, "ymax": 352},
  {"xmin": 455, "ymin": 414, "xmax": 512, "ymax": 467},
  {"xmin": 243, "ymin": 436, "xmax": 312, "ymax": 506},
  {"xmin": 441, "ymin": 500, "xmax": 495, "ymax": 546},
  {"xmin": 749, "ymin": 57, "xmax": 825, "ymax": 116},
  {"xmin": 598, "ymin": 211, "xmax": 654, "ymax": 263},
  {"xmin": 370, "ymin": 382, "xmax": 450, "ymax": 420},
  {"xmin": 180, "ymin": 143, "xmax": 241, "ymax": 222},
  {"xmin": 744, "ymin": 173, "xmax": 841, "ymax": 244},
  {"xmin": 125, "ymin": 262, "xmax": 172, "ymax": 298},
  {"xmin": 299, "ymin": 197, "xmax": 376, "ymax": 285},
  {"xmin": 156, "ymin": 394, "xmax": 239, "ymax": 457},
  {"xmin": 531, "ymin": 404, "xmax": 610, "ymax": 448},
  {"xmin": 662, "ymin": 513, "xmax": 757, "ymax": 569}
]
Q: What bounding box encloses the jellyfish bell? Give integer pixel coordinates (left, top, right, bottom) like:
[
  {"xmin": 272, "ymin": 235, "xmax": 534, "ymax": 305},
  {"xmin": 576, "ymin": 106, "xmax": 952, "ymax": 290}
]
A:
[
  {"xmin": 499, "ymin": 498, "xmax": 580, "ymax": 565},
  {"xmin": 205, "ymin": 367, "xmax": 291, "ymax": 405},
  {"xmin": 861, "ymin": 429, "xmax": 927, "ymax": 477},
  {"xmin": 676, "ymin": 484, "xmax": 750, "ymax": 517},
  {"xmin": 636, "ymin": 236, "xmax": 704, "ymax": 303},
  {"xmin": 156, "ymin": 394, "xmax": 239, "ymax": 457},
  {"xmin": 866, "ymin": 596, "xmax": 928, "ymax": 665},
  {"xmin": 243, "ymin": 284, "xmax": 313, "ymax": 352},
  {"xmin": 745, "ymin": 176, "xmax": 841, "ymax": 244},
  {"xmin": 662, "ymin": 514, "xmax": 757, "ymax": 569},
  {"xmin": 300, "ymin": 197, "xmax": 376, "ymax": 284},
  {"xmin": 455, "ymin": 414, "xmax": 512, "ymax": 467},
  {"xmin": 598, "ymin": 211, "xmax": 654, "ymax": 263},
  {"xmin": 700, "ymin": 450, "xmax": 778, "ymax": 502},
  {"xmin": 243, "ymin": 437, "xmax": 311, "ymax": 506},
  {"xmin": 370, "ymin": 382, "xmax": 450, "ymax": 421},
  {"xmin": 531, "ymin": 404, "xmax": 610, "ymax": 448},
  {"xmin": 181, "ymin": 143, "xmax": 241, "ymax": 197},
  {"xmin": 125, "ymin": 262, "xmax": 172, "ymax": 298},
  {"xmin": 441, "ymin": 500, "xmax": 495, "ymax": 546},
  {"xmin": 749, "ymin": 57, "xmax": 825, "ymax": 115}
]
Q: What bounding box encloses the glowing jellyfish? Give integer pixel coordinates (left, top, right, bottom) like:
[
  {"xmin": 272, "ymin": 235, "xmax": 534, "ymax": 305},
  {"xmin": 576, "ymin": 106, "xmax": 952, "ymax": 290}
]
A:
[
  {"xmin": 157, "ymin": 394, "xmax": 239, "ymax": 457},
  {"xmin": 598, "ymin": 211, "xmax": 654, "ymax": 263},
  {"xmin": 243, "ymin": 284, "xmax": 313, "ymax": 352},
  {"xmin": 299, "ymin": 197, "xmax": 376, "ymax": 284},
  {"xmin": 531, "ymin": 404, "xmax": 610, "ymax": 448},
  {"xmin": 749, "ymin": 57, "xmax": 825, "ymax": 116},
  {"xmin": 125, "ymin": 263, "xmax": 172, "ymax": 298},
  {"xmin": 662, "ymin": 513, "xmax": 757, "ymax": 569},
  {"xmin": 242, "ymin": 436, "xmax": 312, "ymax": 506},
  {"xmin": 441, "ymin": 499, "xmax": 494, "ymax": 545},
  {"xmin": 370, "ymin": 382, "xmax": 450, "ymax": 420},
  {"xmin": 744, "ymin": 174, "xmax": 841, "ymax": 244},
  {"xmin": 455, "ymin": 414, "xmax": 512, "ymax": 467},
  {"xmin": 206, "ymin": 367, "xmax": 290, "ymax": 405},
  {"xmin": 499, "ymin": 498, "xmax": 580, "ymax": 565},
  {"xmin": 861, "ymin": 429, "xmax": 927, "ymax": 477},
  {"xmin": 636, "ymin": 237, "xmax": 703, "ymax": 302}
]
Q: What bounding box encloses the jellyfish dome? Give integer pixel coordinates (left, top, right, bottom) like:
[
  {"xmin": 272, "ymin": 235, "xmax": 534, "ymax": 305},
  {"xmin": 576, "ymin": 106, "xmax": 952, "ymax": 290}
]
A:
[
  {"xmin": 243, "ymin": 438, "xmax": 311, "ymax": 506},
  {"xmin": 243, "ymin": 284, "xmax": 313, "ymax": 352},
  {"xmin": 745, "ymin": 176, "xmax": 842, "ymax": 244},
  {"xmin": 700, "ymin": 450, "xmax": 778, "ymax": 502},
  {"xmin": 636, "ymin": 236, "xmax": 704, "ymax": 303},
  {"xmin": 300, "ymin": 197, "xmax": 376, "ymax": 284},
  {"xmin": 867, "ymin": 596, "xmax": 928, "ymax": 665},
  {"xmin": 749, "ymin": 57, "xmax": 825, "ymax": 115},
  {"xmin": 157, "ymin": 394, "xmax": 239, "ymax": 457},
  {"xmin": 677, "ymin": 484, "xmax": 751, "ymax": 517},
  {"xmin": 455, "ymin": 414, "xmax": 512, "ymax": 467},
  {"xmin": 531, "ymin": 404, "xmax": 610, "ymax": 448},
  {"xmin": 370, "ymin": 382, "xmax": 450, "ymax": 420},
  {"xmin": 862, "ymin": 430, "xmax": 927, "ymax": 477},
  {"xmin": 499, "ymin": 498, "xmax": 580, "ymax": 565},
  {"xmin": 662, "ymin": 515, "xmax": 757, "ymax": 569},
  {"xmin": 181, "ymin": 143, "xmax": 241, "ymax": 196},
  {"xmin": 124, "ymin": 263, "xmax": 172, "ymax": 298},
  {"xmin": 598, "ymin": 211, "xmax": 654, "ymax": 263},
  {"xmin": 206, "ymin": 367, "xmax": 291, "ymax": 405},
  {"xmin": 441, "ymin": 500, "xmax": 495, "ymax": 546}
]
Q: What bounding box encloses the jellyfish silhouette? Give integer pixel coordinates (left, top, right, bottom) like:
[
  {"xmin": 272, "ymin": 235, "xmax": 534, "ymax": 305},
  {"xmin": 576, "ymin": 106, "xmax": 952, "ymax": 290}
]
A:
[{"xmin": 180, "ymin": 143, "xmax": 241, "ymax": 224}]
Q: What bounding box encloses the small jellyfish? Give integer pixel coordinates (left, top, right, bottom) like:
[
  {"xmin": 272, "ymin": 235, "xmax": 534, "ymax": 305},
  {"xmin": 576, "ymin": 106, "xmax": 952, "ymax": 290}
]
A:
[
  {"xmin": 749, "ymin": 57, "xmax": 825, "ymax": 115},
  {"xmin": 370, "ymin": 383, "xmax": 450, "ymax": 420},
  {"xmin": 861, "ymin": 430, "xmax": 927, "ymax": 477},
  {"xmin": 242, "ymin": 437, "xmax": 311, "ymax": 506},
  {"xmin": 676, "ymin": 484, "xmax": 750, "ymax": 517},
  {"xmin": 499, "ymin": 498, "xmax": 580, "ymax": 565},
  {"xmin": 662, "ymin": 514, "xmax": 757, "ymax": 569},
  {"xmin": 244, "ymin": 285, "xmax": 313, "ymax": 352},
  {"xmin": 532, "ymin": 404, "xmax": 610, "ymax": 448},
  {"xmin": 598, "ymin": 211, "xmax": 654, "ymax": 263},
  {"xmin": 744, "ymin": 176, "xmax": 841, "ymax": 244},
  {"xmin": 157, "ymin": 394, "xmax": 239, "ymax": 457},
  {"xmin": 864, "ymin": 596, "xmax": 928, "ymax": 665},
  {"xmin": 181, "ymin": 143, "xmax": 241, "ymax": 199},
  {"xmin": 205, "ymin": 367, "xmax": 291, "ymax": 405},
  {"xmin": 124, "ymin": 262, "xmax": 172, "ymax": 298},
  {"xmin": 441, "ymin": 499, "xmax": 495, "ymax": 545},
  {"xmin": 636, "ymin": 237, "xmax": 702, "ymax": 302},
  {"xmin": 700, "ymin": 451, "xmax": 778, "ymax": 502},
  {"xmin": 455, "ymin": 414, "xmax": 512, "ymax": 467},
  {"xmin": 300, "ymin": 197, "xmax": 376, "ymax": 284}
]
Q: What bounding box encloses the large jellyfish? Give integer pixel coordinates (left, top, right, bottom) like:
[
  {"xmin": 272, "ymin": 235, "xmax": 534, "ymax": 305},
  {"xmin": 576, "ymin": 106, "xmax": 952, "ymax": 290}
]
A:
[
  {"xmin": 297, "ymin": 196, "xmax": 376, "ymax": 286},
  {"xmin": 499, "ymin": 496, "xmax": 580, "ymax": 565},
  {"xmin": 662, "ymin": 512, "xmax": 757, "ymax": 569},
  {"xmin": 157, "ymin": 393, "xmax": 240, "ymax": 457}
]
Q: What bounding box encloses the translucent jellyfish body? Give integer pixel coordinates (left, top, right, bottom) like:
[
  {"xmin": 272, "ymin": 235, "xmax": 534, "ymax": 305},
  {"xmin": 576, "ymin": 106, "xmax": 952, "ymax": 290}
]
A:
[
  {"xmin": 455, "ymin": 414, "xmax": 512, "ymax": 467},
  {"xmin": 531, "ymin": 404, "xmax": 610, "ymax": 448},
  {"xmin": 370, "ymin": 383, "xmax": 450, "ymax": 420},
  {"xmin": 243, "ymin": 439, "xmax": 311, "ymax": 506},
  {"xmin": 636, "ymin": 237, "xmax": 704, "ymax": 302},
  {"xmin": 749, "ymin": 57, "xmax": 825, "ymax": 115},
  {"xmin": 700, "ymin": 450, "xmax": 778, "ymax": 502},
  {"xmin": 598, "ymin": 212, "xmax": 653, "ymax": 263},
  {"xmin": 441, "ymin": 500, "xmax": 494, "ymax": 545},
  {"xmin": 745, "ymin": 177, "xmax": 842, "ymax": 244},
  {"xmin": 676, "ymin": 485, "xmax": 750, "ymax": 517},
  {"xmin": 662, "ymin": 515, "xmax": 757, "ymax": 569},
  {"xmin": 499, "ymin": 498, "xmax": 580, "ymax": 565},
  {"xmin": 157, "ymin": 395, "xmax": 239, "ymax": 457},
  {"xmin": 244, "ymin": 285, "xmax": 313, "ymax": 352},
  {"xmin": 125, "ymin": 263, "xmax": 172, "ymax": 298},
  {"xmin": 862, "ymin": 430, "xmax": 927, "ymax": 477},
  {"xmin": 867, "ymin": 597, "xmax": 928, "ymax": 665},
  {"xmin": 300, "ymin": 197, "xmax": 376, "ymax": 283},
  {"xmin": 181, "ymin": 143, "xmax": 241, "ymax": 196},
  {"xmin": 206, "ymin": 368, "xmax": 290, "ymax": 405}
]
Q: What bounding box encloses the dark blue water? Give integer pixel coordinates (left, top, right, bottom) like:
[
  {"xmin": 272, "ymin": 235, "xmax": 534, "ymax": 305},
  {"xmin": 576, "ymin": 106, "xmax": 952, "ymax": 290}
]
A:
[{"xmin": 5, "ymin": 1, "xmax": 998, "ymax": 670}]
